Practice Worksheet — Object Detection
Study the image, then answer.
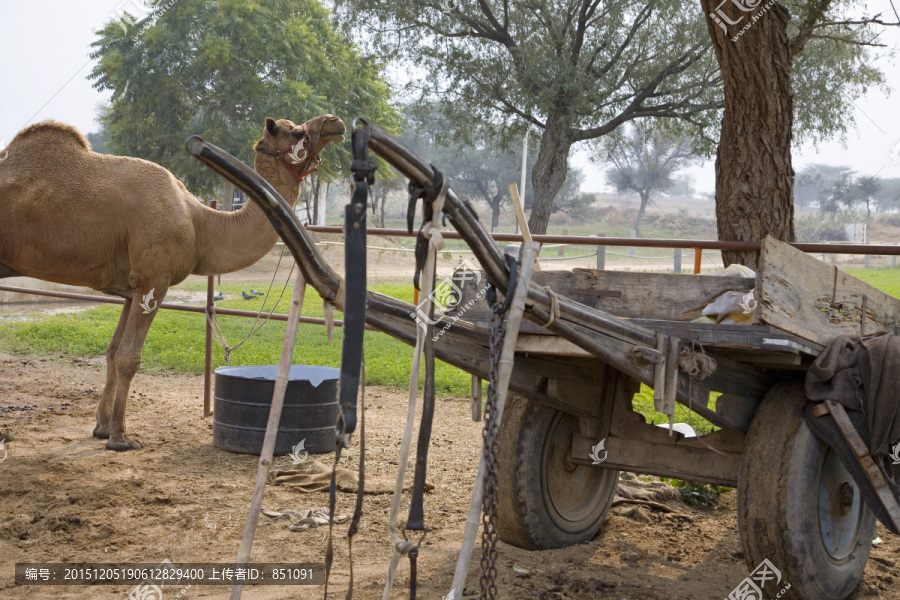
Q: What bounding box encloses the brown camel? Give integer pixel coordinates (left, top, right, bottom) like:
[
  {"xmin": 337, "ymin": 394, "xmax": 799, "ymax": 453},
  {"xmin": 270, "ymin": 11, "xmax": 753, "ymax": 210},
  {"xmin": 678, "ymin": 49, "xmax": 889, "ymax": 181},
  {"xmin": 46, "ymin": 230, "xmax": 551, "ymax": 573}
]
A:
[{"xmin": 0, "ymin": 114, "xmax": 345, "ymax": 450}]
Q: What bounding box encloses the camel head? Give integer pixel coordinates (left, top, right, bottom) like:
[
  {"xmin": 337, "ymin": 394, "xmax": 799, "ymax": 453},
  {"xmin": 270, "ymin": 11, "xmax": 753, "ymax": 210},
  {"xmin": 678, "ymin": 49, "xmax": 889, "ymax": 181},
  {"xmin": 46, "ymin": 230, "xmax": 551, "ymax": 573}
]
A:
[{"xmin": 254, "ymin": 115, "xmax": 345, "ymax": 184}]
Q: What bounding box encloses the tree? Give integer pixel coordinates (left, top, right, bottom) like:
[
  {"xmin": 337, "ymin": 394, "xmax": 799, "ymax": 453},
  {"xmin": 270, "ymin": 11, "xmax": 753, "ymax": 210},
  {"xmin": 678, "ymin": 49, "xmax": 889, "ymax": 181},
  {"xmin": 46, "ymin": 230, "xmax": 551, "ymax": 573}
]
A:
[
  {"xmin": 874, "ymin": 178, "xmax": 900, "ymax": 213},
  {"xmin": 597, "ymin": 123, "xmax": 695, "ymax": 237},
  {"xmin": 820, "ymin": 171, "xmax": 858, "ymax": 218},
  {"xmin": 698, "ymin": 0, "xmax": 897, "ymax": 267},
  {"xmin": 856, "ymin": 175, "xmax": 880, "ymax": 221},
  {"xmin": 86, "ymin": 124, "xmax": 111, "ymax": 155},
  {"xmin": 794, "ymin": 163, "xmax": 850, "ymax": 209},
  {"xmin": 336, "ymin": 0, "xmax": 724, "ymax": 234},
  {"xmin": 338, "ymin": 0, "xmax": 896, "ymax": 246},
  {"xmin": 548, "ymin": 170, "xmax": 594, "ymax": 220},
  {"xmin": 397, "ymin": 103, "xmax": 537, "ymax": 231},
  {"xmin": 449, "ymin": 145, "xmax": 536, "ymax": 232},
  {"xmin": 89, "ymin": 0, "xmax": 399, "ymax": 202}
]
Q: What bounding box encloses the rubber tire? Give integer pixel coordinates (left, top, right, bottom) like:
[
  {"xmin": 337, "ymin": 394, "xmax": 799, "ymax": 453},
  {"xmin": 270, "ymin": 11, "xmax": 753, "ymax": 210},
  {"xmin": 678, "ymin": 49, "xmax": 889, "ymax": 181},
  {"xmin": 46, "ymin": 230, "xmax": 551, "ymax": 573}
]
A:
[
  {"xmin": 496, "ymin": 393, "xmax": 619, "ymax": 550},
  {"xmin": 738, "ymin": 381, "xmax": 876, "ymax": 600}
]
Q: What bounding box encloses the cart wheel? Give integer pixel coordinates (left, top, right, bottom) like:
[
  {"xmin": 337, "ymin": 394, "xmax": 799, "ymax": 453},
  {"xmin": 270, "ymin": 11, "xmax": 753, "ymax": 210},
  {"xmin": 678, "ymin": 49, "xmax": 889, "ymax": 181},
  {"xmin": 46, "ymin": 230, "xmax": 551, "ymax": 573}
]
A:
[
  {"xmin": 738, "ymin": 381, "xmax": 875, "ymax": 599},
  {"xmin": 496, "ymin": 394, "xmax": 619, "ymax": 550}
]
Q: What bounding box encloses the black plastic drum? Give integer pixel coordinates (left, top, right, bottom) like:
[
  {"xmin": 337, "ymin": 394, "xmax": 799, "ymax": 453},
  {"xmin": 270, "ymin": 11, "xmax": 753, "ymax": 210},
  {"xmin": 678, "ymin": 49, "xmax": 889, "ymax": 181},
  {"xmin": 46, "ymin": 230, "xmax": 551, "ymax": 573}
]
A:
[{"xmin": 212, "ymin": 365, "xmax": 339, "ymax": 455}]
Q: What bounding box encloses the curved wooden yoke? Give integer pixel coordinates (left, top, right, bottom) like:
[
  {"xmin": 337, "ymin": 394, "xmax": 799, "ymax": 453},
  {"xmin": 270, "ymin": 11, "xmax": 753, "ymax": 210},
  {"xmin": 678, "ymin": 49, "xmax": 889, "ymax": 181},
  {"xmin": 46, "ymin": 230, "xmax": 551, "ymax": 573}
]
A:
[{"xmin": 185, "ymin": 125, "xmax": 772, "ymax": 432}]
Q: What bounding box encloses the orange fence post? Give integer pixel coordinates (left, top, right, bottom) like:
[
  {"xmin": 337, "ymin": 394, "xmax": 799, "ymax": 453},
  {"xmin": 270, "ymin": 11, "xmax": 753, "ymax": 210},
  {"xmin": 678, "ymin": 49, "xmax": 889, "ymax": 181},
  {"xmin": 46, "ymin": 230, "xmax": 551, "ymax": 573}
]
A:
[{"xmin": 693, "ymin": 247, "xmax": 702, "ymax": 274}]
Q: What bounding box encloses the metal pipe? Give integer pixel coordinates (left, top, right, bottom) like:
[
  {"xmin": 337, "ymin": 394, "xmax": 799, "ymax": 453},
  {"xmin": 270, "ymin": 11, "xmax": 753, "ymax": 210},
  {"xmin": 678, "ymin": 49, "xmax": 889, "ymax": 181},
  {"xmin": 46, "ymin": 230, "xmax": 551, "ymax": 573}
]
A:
[
  {"xmin": 305, "ymin": 225, "xmax": 900, "ymax": 256},
  {"xmin": 0, "ymin": 284, "xmax": 359, "ymax": 329}
]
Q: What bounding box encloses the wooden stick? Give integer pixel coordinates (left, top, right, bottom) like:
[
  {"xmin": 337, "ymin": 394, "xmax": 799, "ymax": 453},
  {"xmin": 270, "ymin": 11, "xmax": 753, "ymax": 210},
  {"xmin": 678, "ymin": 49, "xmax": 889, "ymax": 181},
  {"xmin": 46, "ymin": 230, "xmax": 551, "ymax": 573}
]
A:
[
  {"xmin": 230, "ymin": 272, "xmax": 307, "ymax": 600},
  {"xmin": 450, "ymin": 242, "xmax": 540, "ymax": 597},
  {"xmin": 508, "ymin": 184, "xmax": 541, "ymax": 271}
]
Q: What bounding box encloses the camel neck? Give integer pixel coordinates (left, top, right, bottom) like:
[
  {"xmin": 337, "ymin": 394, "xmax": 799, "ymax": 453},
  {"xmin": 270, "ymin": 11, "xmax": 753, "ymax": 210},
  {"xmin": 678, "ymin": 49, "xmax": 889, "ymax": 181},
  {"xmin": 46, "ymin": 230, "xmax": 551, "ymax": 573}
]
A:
[{"xmin": 190, "ymin": 155, "xmax": 301, "ymax": 276}]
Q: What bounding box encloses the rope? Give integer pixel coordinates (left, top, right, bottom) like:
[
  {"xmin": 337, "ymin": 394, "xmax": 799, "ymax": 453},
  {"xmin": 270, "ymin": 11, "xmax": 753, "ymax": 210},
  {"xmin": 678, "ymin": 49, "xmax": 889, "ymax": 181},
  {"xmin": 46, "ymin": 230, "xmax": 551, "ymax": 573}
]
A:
[
  {"xmin": 676, "ymin": 341, "xmax": 727, "ymax": 456},
  {"xmin": 382, "ymin": 179, "xmax": 447, "ymax": 600},
  {"xmin": 537, "ymin": 286, "xmax": 560, "ymax": 328},
  {"xmin": 676, "ymin": 343, "xmax": 717, "ymax": 380},
  {"xmin": 205, "ymin": 253, "xmax": 295, "ymax": 365}
]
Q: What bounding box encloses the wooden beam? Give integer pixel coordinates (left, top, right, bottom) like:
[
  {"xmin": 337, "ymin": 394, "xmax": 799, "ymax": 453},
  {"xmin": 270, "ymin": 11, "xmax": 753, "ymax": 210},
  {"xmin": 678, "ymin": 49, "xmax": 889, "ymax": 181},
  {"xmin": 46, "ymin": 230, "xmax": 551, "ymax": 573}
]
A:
[
  {"xmin": 571, "ymin": 432, "xmax": 741, "ymax": 487},
  {"xmin": 532, "ymin": 269, "xmax": 755, "ymax": 320}
]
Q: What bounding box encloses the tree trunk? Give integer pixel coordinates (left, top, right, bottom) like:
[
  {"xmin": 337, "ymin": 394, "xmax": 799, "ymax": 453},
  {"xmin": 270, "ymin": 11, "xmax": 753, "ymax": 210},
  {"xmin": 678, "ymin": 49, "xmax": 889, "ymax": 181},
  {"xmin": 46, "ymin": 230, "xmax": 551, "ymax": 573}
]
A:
[
  {"xmin": 312, "ymin": 175, "xmax": 321, "ymax": 225},
  {"xmin": 700, "ymin": 0, "xmax": 795, "ymax": 270},
  {"xmin": 490, "ymin": 191, "xmax": 503, "ymax": 232},
  {"xmin": 379, "ymin": 185, "xmax": 387, "ymax": 228},
  {"xmin": 221, "ymin": 181, "xmax": 234, "ymax": 211},
  {"xmin": 528, "ymin": 112, "xmax": 572, "ymax": 235},
  {"xmin": 301, "ymin": 180, "xmax": 312, "ymax": 223},
  {"xmin": 635, "ymin": 191, "xmax": 651, "ymax": 238}
]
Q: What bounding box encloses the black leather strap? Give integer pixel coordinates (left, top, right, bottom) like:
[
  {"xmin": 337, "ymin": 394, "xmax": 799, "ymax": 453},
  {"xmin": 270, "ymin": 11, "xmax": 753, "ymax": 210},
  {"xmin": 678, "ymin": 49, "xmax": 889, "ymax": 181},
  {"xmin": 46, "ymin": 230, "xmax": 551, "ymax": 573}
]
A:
[
  {"xmin": 326, "ymin": 119, "xmax": 375, "ymax": 600},
  {"xmin": 337, "ymin": 119, "xmax": 376, "ymax": 442},
  {"xmin": 409, "ymin": 169, "xmax": 444, "ymax": 291}
]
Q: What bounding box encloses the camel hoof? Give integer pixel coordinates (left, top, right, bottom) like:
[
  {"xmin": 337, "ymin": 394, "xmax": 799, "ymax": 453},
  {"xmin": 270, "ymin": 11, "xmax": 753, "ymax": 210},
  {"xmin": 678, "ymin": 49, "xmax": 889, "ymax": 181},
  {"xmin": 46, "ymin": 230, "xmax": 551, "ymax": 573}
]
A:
[
  {"xmin": 92, "ymin": 425, "xmax": 110, "ymax": 439},
  {"xmin": 105, "ymin": 438, "xmax": 143, "ymax": 451}
]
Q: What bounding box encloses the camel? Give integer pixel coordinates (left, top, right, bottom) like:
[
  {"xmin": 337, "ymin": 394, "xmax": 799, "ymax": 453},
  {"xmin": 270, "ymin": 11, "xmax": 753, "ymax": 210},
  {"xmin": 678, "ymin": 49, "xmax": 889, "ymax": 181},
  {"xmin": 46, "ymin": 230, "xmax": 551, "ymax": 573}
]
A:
[{"xmin": 0, "ymin": 114, "xmax": 345, "ymax": 450}]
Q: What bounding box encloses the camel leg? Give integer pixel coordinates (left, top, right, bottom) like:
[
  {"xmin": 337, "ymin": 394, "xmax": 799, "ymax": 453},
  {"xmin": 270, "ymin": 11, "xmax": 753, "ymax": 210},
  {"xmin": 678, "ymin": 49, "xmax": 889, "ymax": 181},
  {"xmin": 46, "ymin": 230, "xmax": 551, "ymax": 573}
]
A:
[
  {"xmin": 103, "ymin": 283, "xmax": 168, "ymax": 451},
  {"xmin": 93, "ymin": 300, "xmax": 132, "ymax": 439}
]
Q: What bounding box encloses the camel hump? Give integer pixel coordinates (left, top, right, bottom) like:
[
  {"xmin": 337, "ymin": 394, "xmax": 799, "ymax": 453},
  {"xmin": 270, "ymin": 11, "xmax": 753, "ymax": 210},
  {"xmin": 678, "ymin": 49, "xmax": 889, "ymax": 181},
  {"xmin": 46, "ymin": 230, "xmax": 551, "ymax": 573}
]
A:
[{"xmin": 11, "ymin": 120, "xmax": 91, "ymax": 151}]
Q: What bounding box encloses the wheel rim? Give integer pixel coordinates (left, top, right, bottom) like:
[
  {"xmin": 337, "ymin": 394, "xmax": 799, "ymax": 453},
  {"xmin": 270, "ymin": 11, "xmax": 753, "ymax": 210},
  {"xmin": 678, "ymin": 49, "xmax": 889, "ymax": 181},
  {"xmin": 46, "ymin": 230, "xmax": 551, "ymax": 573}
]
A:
[
  {"xmin": 542, "ymin": 412, "xmax": 616, "ymax": 529},
  {"xmin": 817, "ymin": 445, "xmax": 867, "ymax": 561}
]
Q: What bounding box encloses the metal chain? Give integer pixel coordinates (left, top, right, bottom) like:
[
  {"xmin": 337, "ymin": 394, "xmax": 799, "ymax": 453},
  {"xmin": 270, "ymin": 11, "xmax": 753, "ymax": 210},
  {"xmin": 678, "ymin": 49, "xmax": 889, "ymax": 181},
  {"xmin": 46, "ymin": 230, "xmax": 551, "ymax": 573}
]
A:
[{"xmin": 480, "ymin": 310, "xmax": 506, "ymax": 600}]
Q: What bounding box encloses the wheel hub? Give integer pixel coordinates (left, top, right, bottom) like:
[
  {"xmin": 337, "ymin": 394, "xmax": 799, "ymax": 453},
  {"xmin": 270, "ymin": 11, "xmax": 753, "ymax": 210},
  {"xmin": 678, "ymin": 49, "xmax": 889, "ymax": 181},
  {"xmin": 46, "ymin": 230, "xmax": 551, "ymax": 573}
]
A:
[
  {"xmin": 818, "ymin": 448, "xmax": 866, "ymax": 560},
  {"xmin": 839, "ymin": 482, "xmax": 854, "ymax": 514},
  {"xmin": 544, "ymin": 413, "xmax": 616, "ymax": 526}
]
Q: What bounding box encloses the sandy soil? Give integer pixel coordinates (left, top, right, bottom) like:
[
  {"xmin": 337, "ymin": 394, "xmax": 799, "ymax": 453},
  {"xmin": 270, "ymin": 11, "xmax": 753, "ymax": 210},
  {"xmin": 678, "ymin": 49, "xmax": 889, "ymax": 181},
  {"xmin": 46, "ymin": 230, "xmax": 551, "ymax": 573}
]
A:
[{"xmin": 1, "ymin": 354, "xmax": 899, "ymax": 600}]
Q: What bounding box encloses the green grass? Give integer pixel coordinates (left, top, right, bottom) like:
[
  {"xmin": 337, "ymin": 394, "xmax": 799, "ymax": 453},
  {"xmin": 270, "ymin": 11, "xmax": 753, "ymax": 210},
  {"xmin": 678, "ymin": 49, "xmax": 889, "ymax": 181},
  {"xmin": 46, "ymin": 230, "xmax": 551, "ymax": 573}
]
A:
[
  {"xmin": 846, "ymin": 267, "xmax": 900, "ymax": 299},
  {"xmin": 0, "ymin": 281, "xmax": 474, "ymax": 397}
]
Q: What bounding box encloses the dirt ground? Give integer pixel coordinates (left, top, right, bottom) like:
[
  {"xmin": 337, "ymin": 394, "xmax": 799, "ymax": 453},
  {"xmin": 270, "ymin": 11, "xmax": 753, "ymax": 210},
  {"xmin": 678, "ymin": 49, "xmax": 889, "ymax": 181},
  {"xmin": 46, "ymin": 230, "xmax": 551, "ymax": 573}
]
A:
[{"xmin": 0, "ymin": 354, "xmax": 899, "ymax": 600}]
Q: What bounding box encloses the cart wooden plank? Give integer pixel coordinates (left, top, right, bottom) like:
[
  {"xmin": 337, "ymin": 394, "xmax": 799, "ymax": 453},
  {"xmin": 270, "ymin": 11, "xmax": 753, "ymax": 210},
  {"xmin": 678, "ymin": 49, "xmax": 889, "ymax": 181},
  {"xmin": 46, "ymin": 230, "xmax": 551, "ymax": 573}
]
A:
[
  {"xmin": 532, "ymin": 269, "xmax": 755, "ymax": 320},
  {"xmin": 757, "ymin": 236, "xmax": 900, "ymax": 346}
]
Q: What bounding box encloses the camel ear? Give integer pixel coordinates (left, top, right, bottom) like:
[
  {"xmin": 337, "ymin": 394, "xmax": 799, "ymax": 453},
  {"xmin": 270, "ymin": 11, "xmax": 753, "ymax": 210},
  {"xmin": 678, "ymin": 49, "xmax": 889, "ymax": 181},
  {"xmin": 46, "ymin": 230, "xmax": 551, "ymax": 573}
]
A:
[{"xmin": 265, "ymin": 117, "xmax": 277, "ymax": 136}]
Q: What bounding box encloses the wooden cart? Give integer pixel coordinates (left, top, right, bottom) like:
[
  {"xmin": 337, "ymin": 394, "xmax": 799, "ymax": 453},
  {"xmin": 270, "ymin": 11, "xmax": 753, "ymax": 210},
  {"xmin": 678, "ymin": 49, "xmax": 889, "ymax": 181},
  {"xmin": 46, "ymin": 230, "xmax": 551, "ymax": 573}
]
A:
[{"xmin": 187, "ymin": 125, "xmax": 900, "ymax": 600}]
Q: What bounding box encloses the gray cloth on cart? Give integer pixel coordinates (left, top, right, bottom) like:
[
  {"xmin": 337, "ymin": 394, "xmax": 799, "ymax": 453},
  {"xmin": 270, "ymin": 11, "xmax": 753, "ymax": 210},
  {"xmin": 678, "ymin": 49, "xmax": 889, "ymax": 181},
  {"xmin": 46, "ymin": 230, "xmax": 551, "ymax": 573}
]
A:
[
  {"xmin": 805, "ymin": 333, "xmax": 900, "ymax": 532},
  {"xmin": 806, "ymin": 333, "xmax": 900, "ymax": 472}
]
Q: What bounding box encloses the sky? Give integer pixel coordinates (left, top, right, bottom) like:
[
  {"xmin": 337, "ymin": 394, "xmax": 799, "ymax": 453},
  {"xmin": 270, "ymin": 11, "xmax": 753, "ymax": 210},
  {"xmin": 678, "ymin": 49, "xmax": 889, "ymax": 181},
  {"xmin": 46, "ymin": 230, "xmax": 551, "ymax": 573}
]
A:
[{"xmin": 1, "ymin": 0, "xmax": 899, "ymax": 195}]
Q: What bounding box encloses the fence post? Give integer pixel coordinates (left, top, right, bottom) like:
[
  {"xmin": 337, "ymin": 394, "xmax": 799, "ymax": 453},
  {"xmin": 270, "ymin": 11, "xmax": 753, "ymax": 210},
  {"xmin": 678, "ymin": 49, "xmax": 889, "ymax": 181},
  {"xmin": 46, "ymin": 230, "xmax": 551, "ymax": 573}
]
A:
[
  {"xmin": 204, "ymin": 200, "xmax": 217, "ymax": 418},
  {"xmin": 471, "ymin": 375, "xmax": 482, "ymax": 422},
  {"xmin": 559, "ymin": 228, "xmax": 568, "ymax": 256},
  {"xmin": 693, "ymin": 247, "xmax": 702, "ymax": 274},
  {"xmin": 629, "ymin": 229, "xmax": 636, "ymax": 256},
  {"xmin": 674, "ymin": 248, "xmax": 682, "ymax": 274},
  {"xmin": 596, "ymin": 233, "xmax": 606, "ymax": 270}
]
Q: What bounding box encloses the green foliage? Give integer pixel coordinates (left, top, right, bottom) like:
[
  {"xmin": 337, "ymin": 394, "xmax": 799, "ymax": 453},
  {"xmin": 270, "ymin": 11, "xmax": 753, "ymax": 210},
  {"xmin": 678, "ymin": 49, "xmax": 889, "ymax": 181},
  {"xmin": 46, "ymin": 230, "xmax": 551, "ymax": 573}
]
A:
[
  {"xmin": 89, "ymin": 0, "xmax": 400, "ymax": 197},
  {"xmin": 786, "ymin": 0, "xmax": 892, "ymax": 148},
  {"xmin": 631, "ymin": 383, "xmax": 718, "ymax": 436},
  {"xmin": 336, "ymin": 0, "xmax": 721, "ymax": 233},
  {"xmin": 659, "ymin": 477, "xmax": 731, "ymax": 507},
  {"xmin": 338, "ymin": 0, "xmax": 721, "ymax": 147}
]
